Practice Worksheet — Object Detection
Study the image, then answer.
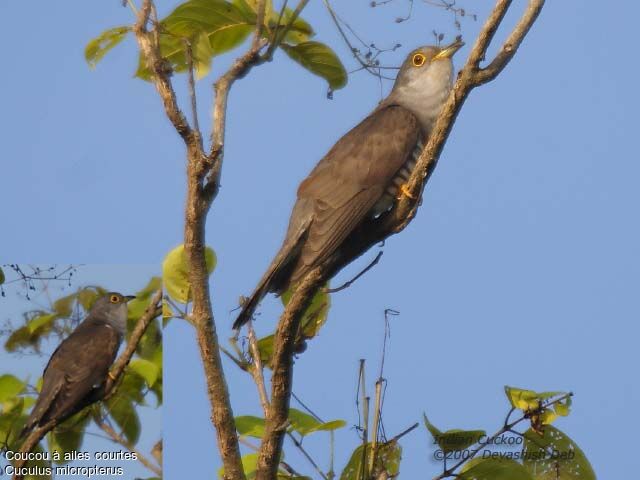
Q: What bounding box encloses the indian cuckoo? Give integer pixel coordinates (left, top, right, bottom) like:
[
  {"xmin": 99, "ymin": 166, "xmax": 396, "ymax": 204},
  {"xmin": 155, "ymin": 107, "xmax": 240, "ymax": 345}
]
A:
[
  {"xmin": 234, "ymin": 39, "xmax": 464, "ymax": 329},
  {"xmin": 20, "ymin": 292, "xmax": 135, "ymax": 438}
]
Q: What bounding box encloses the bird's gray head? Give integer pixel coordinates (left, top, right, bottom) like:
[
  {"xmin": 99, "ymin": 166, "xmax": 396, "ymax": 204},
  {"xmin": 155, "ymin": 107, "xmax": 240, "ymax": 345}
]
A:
[
  {"xmin": 88, "ymin": 292, "xmax": 135, "ymax": 335},
  {"xmin": 387, "ymin": 38, "xmax": 464, "ymax": 130}
]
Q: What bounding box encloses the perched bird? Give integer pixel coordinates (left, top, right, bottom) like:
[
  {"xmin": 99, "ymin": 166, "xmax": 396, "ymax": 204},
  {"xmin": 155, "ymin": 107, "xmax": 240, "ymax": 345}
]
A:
[
  {"xmin": 20, "ymin": 292, "xmax": 135, "ymax": 438},
  {"xmin": 234, "ymin": 39, "xmax": 464, "ymax": 329}
]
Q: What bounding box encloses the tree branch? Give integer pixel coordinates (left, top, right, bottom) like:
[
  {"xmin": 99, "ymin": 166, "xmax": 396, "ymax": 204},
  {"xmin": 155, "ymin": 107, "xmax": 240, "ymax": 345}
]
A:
[
  {"xmin": 12, "ymin": 290, "xmax": 162, "ymax": 480},
  {"xmin": 254, "ymin": 0, "xmax": 545, "ymax": 477},
  {"xmin": 255, "ymin": 267, "xmax": 326, "ymax": 480}
]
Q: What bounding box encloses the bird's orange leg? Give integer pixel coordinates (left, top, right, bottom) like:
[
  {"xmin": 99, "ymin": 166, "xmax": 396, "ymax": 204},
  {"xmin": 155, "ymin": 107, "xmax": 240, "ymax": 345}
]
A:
[
  {"xmin": 397, "ymin": 183, "xmax": 416, "ymax": 200},
  {"xmin": 108, "ymin": 371, "xmax": 117, "ymax": 382}
]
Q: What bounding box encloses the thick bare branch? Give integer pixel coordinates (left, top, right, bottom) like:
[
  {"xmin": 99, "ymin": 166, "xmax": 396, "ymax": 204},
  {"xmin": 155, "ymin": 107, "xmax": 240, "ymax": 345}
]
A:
[{"xmin": 255, "ymin": 267, "xmax": 326, "ymax": 480}]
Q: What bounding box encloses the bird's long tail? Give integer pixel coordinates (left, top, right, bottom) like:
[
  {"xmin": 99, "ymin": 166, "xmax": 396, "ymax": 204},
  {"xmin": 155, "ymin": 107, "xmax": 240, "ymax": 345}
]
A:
[{"xmin": 233, "ymin": 232, "xmax": 308, "ymax": 330}]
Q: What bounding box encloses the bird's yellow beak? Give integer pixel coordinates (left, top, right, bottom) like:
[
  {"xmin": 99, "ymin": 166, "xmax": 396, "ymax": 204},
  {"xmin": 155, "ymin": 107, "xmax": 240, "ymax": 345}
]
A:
[{"xmin": 433, "ymin": 37, "xmax": 465, "ymax": 60}]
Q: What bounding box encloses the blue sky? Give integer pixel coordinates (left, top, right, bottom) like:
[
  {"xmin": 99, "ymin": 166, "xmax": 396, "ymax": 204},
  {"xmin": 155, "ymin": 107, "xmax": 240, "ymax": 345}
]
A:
[
  {"xmin": 2, "ymin": 0, "xmax": 639, "ymax": 478},
  {"xmin": 0, "ymin": 265, "xmax": 160, "ymax": 479}
]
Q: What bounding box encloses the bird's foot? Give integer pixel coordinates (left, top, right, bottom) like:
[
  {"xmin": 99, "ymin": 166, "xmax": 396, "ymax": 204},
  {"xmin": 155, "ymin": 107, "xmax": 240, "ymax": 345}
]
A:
[
  {"xmin": 108, "ymin": 371, "xmax": 117, "ymax": 382},
  {"xmin": 397, "ymin": 183, "xmax": 416, "ymax": 200}
]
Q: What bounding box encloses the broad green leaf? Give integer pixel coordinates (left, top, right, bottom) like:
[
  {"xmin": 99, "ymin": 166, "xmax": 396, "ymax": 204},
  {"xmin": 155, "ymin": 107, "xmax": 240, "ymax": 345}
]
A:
[
  {"xmin": 554, "ymin": 395, "xmax": 572, "ymax": 417},
  {"xmin": 53, "ymin": 293, "xmax": 75, "ymax": 317},
  {"xmin": 459, "ymin": 457, "xmax": 534, "ymax": 480},
  {"xmin": 308, "ymin": 419, "xmax": 347, "ymax": 433},
  {"xmin": 27, "ymin": 313, "xmax": 56, "ymax": 335},
  {"xmin": 523, "ymin": 426, "xmax": 595, "ymax": 480},
  {"xmin": 47, "ymin": 411, "xmax": 90, "ymax": 464},
  {"xmin": 504, "ymin": 386, "xmax": 564, "ymax": 412},
  {"xmin": 0, "ymin": 267, "xmax": 5, "ymax": 284},
  {"xmin": 257, "ymin": 334, "xmax": 274, "ymax": 364},
  {"xmin": 127, "ymin": 276, "xmax": 162, "ymax": 320},
  {"xmin": 0, "ymin": 374, "xmax": 25, "ymax": 402},
  {"xmin": 423, "ymin": 414, "xmax": 484, "ymax": 453},
  {"xmin": 288, "ymin": 408, "xmax": 320, "ymax": 436},
  {"xmin": 162, "ymin": 244, "xmax": 216, "ymax": 304},
  {"xmin": 235, "ymin": 415, "xmax": 265, "ymax": 438},
  {"xmin": 118, "ymin": 372, "xmax": 148, "ymax": 405},
  {"xmin": 136, "ymin": 0, "xmax": 255, "ymax": 80},
  {"xmin": 0, "ymin": 397, "xmax": 25, "ymax": 447},
  {"xmin": 280, "ymin": 284, "xmax": 330, "ymax": 339},
  {"xmin": 281, "ymin": 41, "xmax": 347, "ymax": 90},
  {"xmin": 77, "ymin": 287, "xmax": 107, "ymax": 311},
  {"xmin": 85, "ymin": 26, "xmax": 130, "ymax": 68},
  {"xmin": 106, "ymin": 397, "xmax": 141, "ymax": 445},
  {"xmin": 4, "ymin": 325, "xmax": 32, "ymax": 352},
  {"xmin": 129, "ymin": 359, "xmax": 160, "ymax": 388},
  {"xmin": 340, "ymin": 440, "xmax": 401, "ymax": 480}
]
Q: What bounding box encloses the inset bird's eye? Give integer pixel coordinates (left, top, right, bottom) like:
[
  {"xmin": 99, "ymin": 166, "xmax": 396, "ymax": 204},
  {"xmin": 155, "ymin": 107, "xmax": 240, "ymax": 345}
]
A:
[
  {"xmin": 412, "ymin": 53, "xmax": 426, "ymax": 67},
  {"xmin": 110, "ymin": 295, "xmax": 119, "ymax": 303}
]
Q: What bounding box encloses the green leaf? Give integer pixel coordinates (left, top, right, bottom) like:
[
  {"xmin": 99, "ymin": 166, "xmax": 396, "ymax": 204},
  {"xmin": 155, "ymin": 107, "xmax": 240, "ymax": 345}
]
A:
[
  {"xmin": 47, "ymin": 411, "xmax": 90, "ymax": 464},
  {"xmin": 308, "ymin": 419, "xmax": 347, "ymax": 433},
  {"xmin": 85, "ymin": 26, "xmax": 130, "ymax": 69},
  {"xmin": 136, "ymin": 0, "xmax": 256, "ymax": 80},
  {"xmin": 105, "ymin": 397, "xmax": 141, "ymax": 445},
  {"xmin": 281, "ymin": 41, "xmax": 347, "ymax": 90},
  {"xmin": 504, "ymin": 386, "xmax": 564, "ymax": 412},
  {"xmin": 0, "ymin": 397, "xmax": 26, "ymax": 448},
  {"xmin": 523, "ymin": 426, "xmax": 595, "ymax": 480},
  {"xmin": 554, "ymin": 395, "xmax": 572, "ymax": 417},
  {"xmin": 256, "ymin": 334, "xmax": 274, "ymax": 364},
  {"xmin": 423, "ymin": 414, "xmax": 484, "ymax": 453},
  {"xmin": 52, "ymin": 293, "xmax": 75, "ymax": 317},
  {"xmin": 0, "ymin": 374, "xmax": 25, "ymax": 403},
  {"xmin": 128, "ymin": 359, "xmax": 160, "ymax": 388},
  {"xmin": 235, "ymin": 415, "xmax": 265, "ymax": 438},
  {"xmin": 280, "ymin": 284, "xmax": 330, "ymax": 339},
  {"xmin": 162, "ymin": 244, "xmax": 216, "ymax": 304},
  {"xmin": 340, "ymin": 441, "xmax": 401, "ymax": 480},
  {"xmin": 459, "ymin": 457, "xmax": 534, "ymax": 480},
  {"xmin": 127, "ymin": 276, "xmax": 162, "ymax": 320},
  {"xmin": 0, "ymin": 267, "xmax": 5, "ymax": 285},
  {"xmin": 288, "ymin": 408, "xmax": 320, "ymax": 436},
  {"xmin": 27, "ymin": 313, "xmax": 57, "ymax": 335}
]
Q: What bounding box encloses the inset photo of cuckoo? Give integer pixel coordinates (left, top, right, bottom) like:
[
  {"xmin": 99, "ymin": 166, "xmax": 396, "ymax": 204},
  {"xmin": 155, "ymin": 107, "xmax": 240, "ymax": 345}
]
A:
[
  {"xmin": 234, "ymin": 39, "xmax": 464, "ymax": 329},
  {"xmin": 0, "ymin": 265, "xmax": 162, "ymax": 480}
]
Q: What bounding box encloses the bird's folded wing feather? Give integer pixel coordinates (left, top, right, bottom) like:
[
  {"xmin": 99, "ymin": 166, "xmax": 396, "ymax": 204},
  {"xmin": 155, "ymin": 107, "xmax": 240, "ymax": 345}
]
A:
[
  {"xmin": 35, "ymin": 322, "xmax": 121, "ymax": 425},
  {"xmin": 295, "ymin": 105, "xmax": 421, "ymax": 273}
]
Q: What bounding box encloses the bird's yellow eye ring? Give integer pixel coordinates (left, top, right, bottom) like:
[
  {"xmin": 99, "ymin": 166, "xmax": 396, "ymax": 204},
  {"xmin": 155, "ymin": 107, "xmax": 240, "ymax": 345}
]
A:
[
  {"xmin": 412, "ymin": 53, "xmax": 426, "ymax": 67},
  {"xmin": 110, "ymin": 295, "xmax": 119, "ymax": 304}
]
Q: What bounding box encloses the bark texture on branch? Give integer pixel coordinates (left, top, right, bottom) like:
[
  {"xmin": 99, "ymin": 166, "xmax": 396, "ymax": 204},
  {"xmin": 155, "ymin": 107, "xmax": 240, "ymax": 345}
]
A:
[{"xmin": 254, "ymin": 0, "xmax": 545, "ymax": 478}]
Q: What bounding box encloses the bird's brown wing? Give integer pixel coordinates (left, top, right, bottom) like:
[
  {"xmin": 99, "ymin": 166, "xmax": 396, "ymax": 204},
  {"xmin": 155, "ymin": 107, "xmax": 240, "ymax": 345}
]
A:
[
  {"xmin": 23, "ymin": 322, "xmax": 121, "ymax": 433},
  {"xmin": 291, "ymin": 104, "xmax": 421, "ymax": 281},
  {"xmin": 233, "ymin": 105, "xmax": 420, "ymax": 328}
]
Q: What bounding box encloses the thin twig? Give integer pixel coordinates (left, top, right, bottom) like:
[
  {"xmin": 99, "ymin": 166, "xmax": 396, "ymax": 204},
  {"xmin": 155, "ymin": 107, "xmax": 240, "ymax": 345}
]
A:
[
  {"xmin": 286, "ymin": 432, "xmax": 329, "ymax": 480},
  {"xmin": 325, "ymin": 251, "xmax": 383, "ymax": 294},
  {"xmin": 247, "ymin": 320, "xmax": 270, "ymax": 415}
]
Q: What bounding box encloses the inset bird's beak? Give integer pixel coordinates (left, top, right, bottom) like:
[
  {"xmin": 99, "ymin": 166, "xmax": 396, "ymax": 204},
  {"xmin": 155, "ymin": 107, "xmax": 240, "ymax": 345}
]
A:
[
  {"xmin": 125, "ymin": 295, "xmax": 136, "ymax": 302},
  {"xmin": 433, "ymin": 37, "xmax": 465, "ymax": 60}
]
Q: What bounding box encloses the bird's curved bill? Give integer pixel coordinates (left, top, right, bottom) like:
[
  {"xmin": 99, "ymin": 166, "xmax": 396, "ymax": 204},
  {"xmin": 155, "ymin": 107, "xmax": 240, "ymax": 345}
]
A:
[
  {"xmin": 434, "ymin": 38, "xmax": 465, "ymax": 60},
  {"xmin": 125, "ymin": 295, "xmax": 136, "ymax": 302}
]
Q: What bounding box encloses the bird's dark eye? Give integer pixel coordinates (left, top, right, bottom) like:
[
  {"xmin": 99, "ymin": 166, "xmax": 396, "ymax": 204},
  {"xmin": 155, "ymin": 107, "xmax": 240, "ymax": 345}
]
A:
[
  {"xmin": 412, "ymin": 53, "xmax": 426, "ymax": 67},
  {"xmin": 110, "ymin": 295, "xmax": 119, "ymax": 303}
]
